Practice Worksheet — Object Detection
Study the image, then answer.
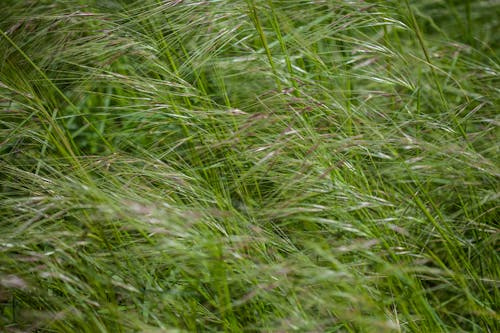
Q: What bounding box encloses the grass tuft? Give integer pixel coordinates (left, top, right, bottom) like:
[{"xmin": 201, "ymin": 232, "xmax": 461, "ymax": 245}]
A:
[{"xmin": 1, "ymin": 0, "xmax": 498, "ymax": 332}]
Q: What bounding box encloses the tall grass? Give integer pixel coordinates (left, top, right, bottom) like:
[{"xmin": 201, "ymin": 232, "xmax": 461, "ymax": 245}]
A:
[{"xmin": 0, "ymin": 0, "xmax": 498, "ymax": 332}]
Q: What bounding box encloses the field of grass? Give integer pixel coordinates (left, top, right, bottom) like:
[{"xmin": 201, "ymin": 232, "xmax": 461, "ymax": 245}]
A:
[{"xmin": 0, "ymin": 0, "xmax": 499, "ymax": 332}]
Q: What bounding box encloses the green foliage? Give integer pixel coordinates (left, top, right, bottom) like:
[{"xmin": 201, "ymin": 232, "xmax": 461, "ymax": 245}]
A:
[{"xmin": 1, "ymin": 0, "xmax": 498, "ymax": 332}]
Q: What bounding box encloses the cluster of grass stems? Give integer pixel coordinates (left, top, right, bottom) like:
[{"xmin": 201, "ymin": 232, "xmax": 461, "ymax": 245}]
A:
[{"xmin": 0, "ymin": 0, "xmax": 498, "ymax": 332}]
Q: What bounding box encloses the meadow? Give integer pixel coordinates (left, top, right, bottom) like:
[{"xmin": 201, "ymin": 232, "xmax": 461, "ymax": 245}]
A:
[{"xmin": 0, "ymin": 0, "xmax": 499, "ymax": 331}]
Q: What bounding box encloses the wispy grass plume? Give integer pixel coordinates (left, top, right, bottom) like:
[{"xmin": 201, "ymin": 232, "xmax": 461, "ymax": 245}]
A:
[{"xmin": 1, "ymin": 0, "xmax": 498, "ymax": 332}]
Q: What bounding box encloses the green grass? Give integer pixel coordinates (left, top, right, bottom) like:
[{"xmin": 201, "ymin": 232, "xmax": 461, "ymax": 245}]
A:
[{"xmin": 0, "ymin": 0, "xmax": 498, "ymax": 332}]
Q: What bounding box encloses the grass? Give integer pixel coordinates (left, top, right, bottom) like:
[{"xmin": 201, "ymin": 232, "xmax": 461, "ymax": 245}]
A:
[{"xmin": 0, "ymin": 0, "xmax": 498, "ymax": 332}]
